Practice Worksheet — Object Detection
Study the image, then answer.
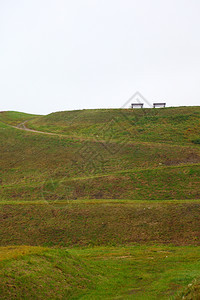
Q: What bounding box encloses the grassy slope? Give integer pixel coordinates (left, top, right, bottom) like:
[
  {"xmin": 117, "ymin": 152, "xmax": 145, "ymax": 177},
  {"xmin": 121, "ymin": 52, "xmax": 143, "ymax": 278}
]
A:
[
  {"xmin": 1, "ymin": 201, "xmax": 200, "ymax": 247},
  {"xmin": 0, "ymin": 111, "xmax": 39, "ymax": 126},
  {"xmin": 1, "ymin": 245, "xmax": 200, "ymax": 300},
  {"xmin": 27, "ymin": 107, "xmax": 200, "ymax": 144},
  {"xmin": 1, "ymin": 107, "xmax": 200, "ymax": 201},
  {"xmin": 0, "ymin": 246, "xmax": 100, "ymax": 299},
  {"xmin": 1, "ymin": 108, "xmax": 200, "ymax": 299}
]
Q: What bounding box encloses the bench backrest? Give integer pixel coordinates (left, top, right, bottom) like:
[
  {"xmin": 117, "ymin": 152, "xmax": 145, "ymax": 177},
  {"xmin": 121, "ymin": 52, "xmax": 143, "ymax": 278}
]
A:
[
  {"xmin": 153, "ymin": 103, "xmax": 166, "ymax": 108},
  {"xmin": 131, "ymin": 103, "xmax": 144, "ymax": 108}
]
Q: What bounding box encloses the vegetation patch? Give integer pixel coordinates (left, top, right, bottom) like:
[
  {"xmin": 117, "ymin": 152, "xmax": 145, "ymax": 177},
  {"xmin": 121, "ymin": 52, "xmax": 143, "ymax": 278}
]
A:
[
  {"xmin": 1, "ymin": 201, "xmax": 199, "ymax": 247},
  {"xmin": 1, "ymin": 245, "xmax": 200, "ymax": 299},
  {"xmin": 192, "ymin": 138, "xmax": 200, "ymax": 145},
  {"xmin": 1, "ymin": 108, "xmax": 200, "ymax": 299}
]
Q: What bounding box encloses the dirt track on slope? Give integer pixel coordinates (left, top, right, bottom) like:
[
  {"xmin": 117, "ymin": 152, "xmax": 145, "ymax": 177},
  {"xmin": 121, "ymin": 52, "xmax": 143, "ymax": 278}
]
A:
[{"xmin": 14, "ymin": 121, "xmax": 58, "ymax": 136}]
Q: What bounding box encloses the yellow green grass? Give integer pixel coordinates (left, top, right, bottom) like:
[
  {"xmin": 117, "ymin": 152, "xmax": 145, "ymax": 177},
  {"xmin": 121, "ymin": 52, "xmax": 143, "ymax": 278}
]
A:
[
  {"xmin": 1, "ymin": 201, "xmax": 200, "ymax": 247},
  {"xmin": 27, "ymin": 107, "xmax": 200, "ymax": 145},
  {"xmin": 1, "ymin": 108, "xmax": 200, "ymax": 299},
  {"xmin": 1, "ymin": 245, "xmax": 200, "ymax": 299},
  {"xmin": 0, "ymin": 111, "xmax": 39, "ymax": 126},
  {"xmin": 0, "ymin": 245, "xmax": 46, "ymax": 261},
  {"xmin": 1, "ymin": 108, "xmax": 200, "ymax": 202}
]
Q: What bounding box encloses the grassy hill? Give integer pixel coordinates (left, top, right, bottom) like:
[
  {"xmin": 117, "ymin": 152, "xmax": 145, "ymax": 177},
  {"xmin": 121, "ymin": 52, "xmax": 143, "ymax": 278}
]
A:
[
  {"xmin": 1, "ymin": 107, "xmax": 200, "ymax": 201},
  {"xmin": 27, "ymin": 107, "xmax": 200, "ymax": 144},
  {"xmin": 0, "ymin": 107, "xmax": 200, "ymax": 299},
  {"xmin": 0, "ymin": 111, "xmax": 40, "ymax": 126}
]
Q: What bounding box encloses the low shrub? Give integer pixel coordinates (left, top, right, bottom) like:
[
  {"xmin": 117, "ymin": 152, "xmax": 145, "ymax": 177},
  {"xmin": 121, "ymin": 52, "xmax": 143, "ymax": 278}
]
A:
[{"xmin": 192, "ymin": 138, "xmax": 200, "ymax": 145}]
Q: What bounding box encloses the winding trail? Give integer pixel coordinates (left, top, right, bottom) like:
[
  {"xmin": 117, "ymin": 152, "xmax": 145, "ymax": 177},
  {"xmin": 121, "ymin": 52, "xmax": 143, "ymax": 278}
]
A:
[
  {"xmin": 13, "ymin": 121, "xmax": 92, "ymax": 142},
  {"xmin": 4, "ymin": 119, "xmax": 200, "ymax": 194},
  {"xmin": 14, "ymin": 121, "xmax": 58, "ymax": 136},
  {"xmin": 12, "ymin": 120, "xmax": 200, "ymax": 152}
]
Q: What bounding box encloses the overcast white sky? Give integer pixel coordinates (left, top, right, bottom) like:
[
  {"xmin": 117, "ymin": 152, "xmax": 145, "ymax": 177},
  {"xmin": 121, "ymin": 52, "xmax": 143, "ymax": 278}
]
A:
[{"xmin": 0, "ymin": 0, "xmax": 200, "ymax": 115}]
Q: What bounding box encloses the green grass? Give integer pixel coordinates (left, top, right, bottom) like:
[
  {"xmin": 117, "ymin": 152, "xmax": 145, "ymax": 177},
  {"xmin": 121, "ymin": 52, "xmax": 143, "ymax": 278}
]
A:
[
  {"xmin": 1, "ymin": 201, "xmax": 199, "ymax": 247},
  {"xmin": 1, "ymin": 245, "xmax": 200, "ymax": 299},
  {"xmin": 0, "ymin": 111, "xmax": 39, "ymax": 126},
  {"xmin": 177, "ymin": 279, "xmax": 200, "ymax": 299},
  {"xmin": 1, "ymin": 108, "xmax": 200, "ymax": 201},
  {"xmin": 0, "ymin": 246, "xmax": 99, "ymax": 299},
  {"xmin": 1, "ymin": 107, "xmax": 200, "ymax": 299},
  {"xmin": 1, "ymin": 163, "xmax": 200, "ymax": 201},
  {"xmin": 27, "ymin": 107, "xmax": 200, "ymax": 145}
]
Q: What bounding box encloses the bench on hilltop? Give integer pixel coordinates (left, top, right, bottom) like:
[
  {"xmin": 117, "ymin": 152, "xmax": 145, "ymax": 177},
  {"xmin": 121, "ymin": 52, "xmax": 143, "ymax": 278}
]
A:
[
  {"xmin": 131, "ymin": 103, "xmax": 144, "ymax": 109},
  {"xmin": 153, "ymin": 103, "xmax": 166, "ymax": 108}
]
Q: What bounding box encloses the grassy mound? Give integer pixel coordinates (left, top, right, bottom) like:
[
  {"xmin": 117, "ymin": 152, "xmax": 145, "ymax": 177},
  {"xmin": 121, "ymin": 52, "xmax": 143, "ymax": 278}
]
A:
[
  {"xmin": 1, "ymin": 107, "xmax": 200, "ymax": 299},
  {"xmin": 0, "ymin": 111, "xmax": 39, "ymax": 126},
  {"xmin": 27, "ymin": 107, "xmax": 200, "ymax": 145},
  {"xmin": 1, "ymin": 107, "xmax": 200, "ymax": 202},
  {"xmin": 1, "ymin": 245, "xmax": 200, "ymax": 299},
  {"xmin": 0, "ymin": 246, "xmax": 100, "ymax": 299}
]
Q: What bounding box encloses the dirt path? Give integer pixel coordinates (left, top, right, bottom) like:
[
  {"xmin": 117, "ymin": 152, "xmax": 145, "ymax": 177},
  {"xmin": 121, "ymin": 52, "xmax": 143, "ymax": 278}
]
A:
[
  {"xmin": 13, "ymin": 121, "xmax": 100, "ymax": 142},
  {"xmin": 14, "ymin": 121, "xmax": 58, "ymax": 136},
  {"xmin": 12, "ymin": 121, "xmax": 200, "ymax": 153}
]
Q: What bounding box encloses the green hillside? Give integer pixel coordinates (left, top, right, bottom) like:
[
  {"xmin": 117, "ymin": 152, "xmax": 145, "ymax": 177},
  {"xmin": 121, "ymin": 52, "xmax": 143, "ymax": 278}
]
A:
[
  {"xmin": 1, "ymin": 200, "xmax": 200, "ymax": 247},
  {"xmin": 27, "ymin": 107, "xmax": 200, "ymax": 144},
  {"xmin": 0, "ymin": 111, "xmax": 39, "ymax": 126},
  {"xmin": 1, "ymin": 107, "xmax": 200, "ymax": 202},
  {"xmin": 0, "ymin": 107, "xmax": 200, "ymax": 299}
]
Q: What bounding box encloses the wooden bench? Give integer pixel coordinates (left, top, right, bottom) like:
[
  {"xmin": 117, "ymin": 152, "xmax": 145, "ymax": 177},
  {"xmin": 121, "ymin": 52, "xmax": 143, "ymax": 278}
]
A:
[
  {"xmin": 153, "ymin": 103, "xmax": 166, "ymax": 108},
  {"xmin": 131, "ymin": 103, "xmax": 144, "ymax": 108}
]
